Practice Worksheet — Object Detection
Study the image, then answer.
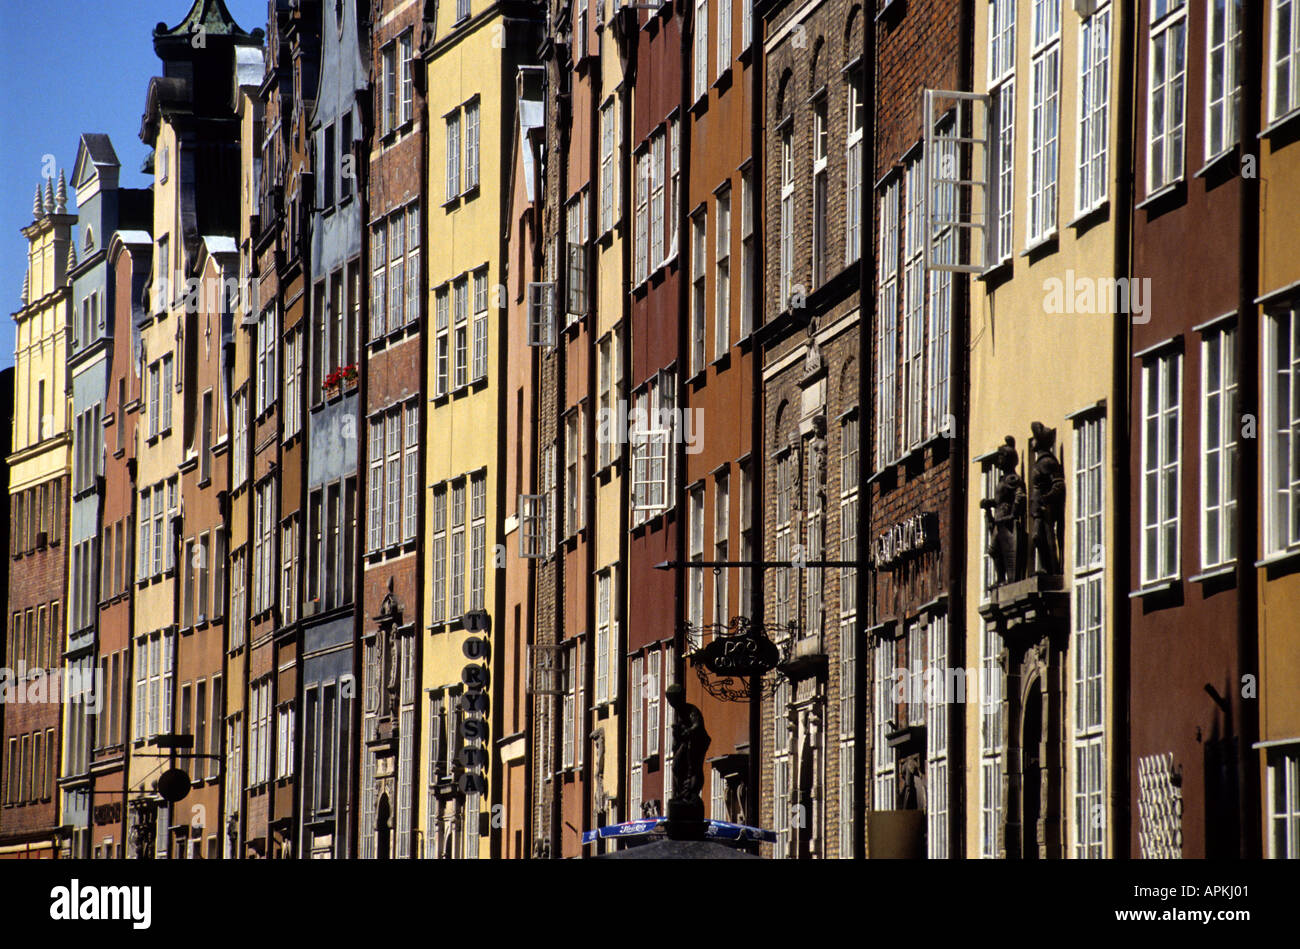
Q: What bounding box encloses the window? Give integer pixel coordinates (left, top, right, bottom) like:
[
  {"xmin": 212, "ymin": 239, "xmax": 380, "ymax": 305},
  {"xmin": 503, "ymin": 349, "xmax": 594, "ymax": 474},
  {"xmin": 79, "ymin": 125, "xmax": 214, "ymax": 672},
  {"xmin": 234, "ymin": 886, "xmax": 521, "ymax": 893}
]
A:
[
  {"xmin": 450, "ymin": 480, "xmax": 466, "ymax": 618},
  {"xmin": 1268, "ymin": 747, "xmax": 1300, "ymax": 858},
  {"xmin": 406, "ymin": 207, "xmax": 420, "ymax": 325},
  {"xmin": 248, "ymin": 679, "xmax": 271, "ymax": 787},
  {"xmin": 773, "ymin": 677, "xmax": 792, "ymax": 858},
  {"xmin": 669, "ymin": 117, "xmax": 681, "ymax": 256},
  {"xmin": 595, "ymin": 568, "xmax": 617, "ymax": 704},
  {"xmin": 877, "ymin": 179, "xmax": 900, "ymax": 468},
  {"xmin": 779, "ymin": 126, "xmax": 794, "ymax": 310},
  {"xmin": 465, "ymin": 100, "xmax": 480, "ymax": 191},
  {"xmin": 812, "ymin": 97, "xmax": 828, "ymax": 286},
  {"xmin": 989, "ymin": 72, "xmax": 1016, "ymax": 265},
  {"xmin": 382, "ymin": 43, "xmax": 398, "ymax": 135},
  {"xmin": 276, "ymin": 702, "xmax": 295, "ymax": 779},
  {"xmin": 1141, "ymin": 351, "xmax": 1182, "ymax": 584},
  {"xmin": 774, "ymin": 451, "xmax": 795, "ymax": 628},
  {"xmin": 927, "ymin": 616, "xmax": 950, "ymax": 858},
  {"xmin": 600, "ymin": 100, "xmax": 616, "ymax": 234},
  {"xmin": 718, "ymin": 0, "xmax": 731, "ymax": 76},
  {"xmin": 431, "ymin": 486, "xmax": 447, "ymax": 622},
  {"xmin": 562, "ymin": 645, "xmax": 576, "ymax": 769},
  {"xmin": 256, "ymin": 309, "xmax": 277, "ymax": 414},
  {"xmin": 630, "ymin": 655, "xmax": 643, "ymax": 815},
  {"xmin": 565, "ymin": 409, "xmax": 584, "ymax": 536},
  {"xmin": 446, "ymin": 111, "xmax": 461, "ymax": 201},
  {"xmin": 389, "ymin": 214, "xmax": 405, "ymax": 333},
  {"xmin": 1027, "ymin": 0, "xmax": 1061, "ymax": 245},
  {"xmin": 323, "ymin": 123, "xmax": 336, "ymax": 209},
  {"xmin": 253, "ymin": 480, "xmax": 275, "ymax": 613},
  {"xmin": 1074, "ymin": 414, "xmax": 1107, "ymax": 573},
  {"xmin": 742, "ymin": 0, "xmax": 752, "ymax": 47},
  {"xmin": 840, "ymin": 413, "xmax": 859, "ymax": 617},
  {"xmin": 457, "ymin": 0, "xmax": 470, "ymax": 21},
  {"xmin": 1265, "ymin": 307, "xmax": 1300, "ymax": 554},
  {"xmin": 341, "ymin": 112, "xmax": 354, "ymax": 201},
  {"xmin": 873, "ymin": 640, "xmax": 896, "ymax": 809},
  {"xmin": 454, "ymin": 278, "xmax": 469, "ymax": 390},
  {"xmin": 400, "ymin": 32, "xmax": 414, "ymax": 126},
  {"xmin": 1073, "ymin": 574, "xmax": 1105, "ymax": 858},
  {"xmin": 630, "ymin": 370, "xmax": 676, "ymax": 524},
  {"xmin": 230, "ymin": 549, "xmax": 247, "ymax": 650},
  {"xmin": 645, "ymin": 651, "xmax": 661, "ymax": 757},
  {"xmin": 1205, "ymin": 0, "xmax": 1241, "ymax": 159},
  {"xmin": 282, "ymin": 518, "xmax": 297, "ymax": 625},
  {"xmin": 1198, "ymin": 325, "xmax": 1239, "ymax": 569},
  {"xmin": 650, "ymin": 130, "xmax": 666, "ymax": 270},
  {"xmin": 148, "ymin": 362, "xmax": 160, "ymax": 438},
  {"xmin": 981, "ymin": 620, "xmax": 1004, "ymax": 857},
  {"xmin": 688, "ymin": 483, "xmax": 705, "ymax": 644},
  {"xmin": 371, "ymin": 221, "xmax": 387, "ymax": 341},
  {"xmin": 1148, "ymin": 0, "xmax": 1187, "ymax": 192},
  {"xmin": 386, "ymin": 410, "xmax": 401, "ymax": 548},
  {"xmin": 634, "ymin": 148, "xmax": 650, "ymax": 284},
  {"xmin": 928, "ymin": 127, "xmax": 955, "ymax": 438},
  {"xmin": 435, "ymin": 286, "xmax": 450, "ymax": 391},
  {"xmin": 135, "ymin": 629, "xmax": 175, "ymax": 741},
  {"xmin": 567, "ymin": 195, "xmax": 588, "ymax": 321},
  {"xmin": 739, "ymin": 459, "xmax": 753, "ymax": 618},
  {"xmin": 694, "ymin": 0, "xmax": 709, "ymax": 101},
  {"xmin": 1271, "ymin": 0, "xmax": 1300, "ymax": 119},
  {"xmin": 903, "ymin": 156, "xmax": 926, "ymax": 452},
  {"xmin": 713, "ymin": 472, "xmax": 729, "ymax": 626},
  {"xmin": 691, "ymin": 210, "xmax": 707, "ymax": 375},
  {"xmin": 740, "ymin": 168, "xmax": 755, "ymax": 337},
  {"xmin": 404, "ymin": 403, "xmax": 419, "ymax": 541},
  {"xmin": 598, "ymin": 330, "xmax": 622, "ymax": 469},
  {"xmin": 1077, "ymin": 5, "xmax": 1111, "ymax": 214},
  {"xmin": 283, "ymin": 327, "xmax": 302, "ymax": 440},
  {"xmin": 470, "ymin": 472, "xmax": 486, "ymax": 611}
]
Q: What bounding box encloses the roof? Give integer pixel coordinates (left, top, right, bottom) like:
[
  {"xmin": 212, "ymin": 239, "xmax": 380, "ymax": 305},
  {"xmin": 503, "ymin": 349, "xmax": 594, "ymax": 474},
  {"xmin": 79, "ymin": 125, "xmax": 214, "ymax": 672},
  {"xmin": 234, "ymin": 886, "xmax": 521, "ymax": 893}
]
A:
[{"xmin": 153, "ymin": 0, "xmax": 260, "ymax": 44}]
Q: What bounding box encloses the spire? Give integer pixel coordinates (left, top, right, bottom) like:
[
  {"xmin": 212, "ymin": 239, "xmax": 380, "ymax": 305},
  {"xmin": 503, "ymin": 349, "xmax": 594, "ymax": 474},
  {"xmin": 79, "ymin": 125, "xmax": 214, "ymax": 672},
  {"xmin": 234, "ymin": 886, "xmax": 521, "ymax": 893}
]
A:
[
  {"xmin": 44, "ymin": 179, "xmax": 55, "ymax": 215},
  {"xmin": 55, "ymin": 170, "xmax": 67, "ymax": 213},
  {"xmin": 33, "ymin": 184, "xmax": 43, "ymax": 219},
  {"xmin": 66, "ymin": 240, "xmax": 77, "ymax": 272},
  {"xmin": 21, "ymin": 270, "xmax": 29, "ymax": 305}
]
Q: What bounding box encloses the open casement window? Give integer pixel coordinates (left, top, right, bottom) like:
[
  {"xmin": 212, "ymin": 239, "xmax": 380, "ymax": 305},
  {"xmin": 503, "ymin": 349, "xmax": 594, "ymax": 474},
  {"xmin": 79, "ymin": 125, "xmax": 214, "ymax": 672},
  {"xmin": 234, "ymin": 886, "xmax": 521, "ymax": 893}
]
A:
[
  {"xmin": 922, "ymin": 90, "xmax": 990, "ymax": 274},
  {"xmin": 527, "ymin": 643, "xmax": 565, "ymax": 695},
  {"xmin": 566, "ymin": 194, "xmax": 589, "ymax": 323},
  {"xmin": 631, "ymin": 424, "xmax": 673, "ymax": 518},
  {"xmin": 527, "ymin": 282, "xmax": 556, "ymax": 347}
]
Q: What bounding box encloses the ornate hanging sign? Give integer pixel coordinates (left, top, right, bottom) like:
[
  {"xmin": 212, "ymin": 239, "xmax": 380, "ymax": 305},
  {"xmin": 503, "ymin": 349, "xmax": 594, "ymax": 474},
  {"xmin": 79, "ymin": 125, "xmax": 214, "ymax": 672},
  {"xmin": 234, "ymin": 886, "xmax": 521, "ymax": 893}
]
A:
[{"xmin": 686, "ymin": 617, "xmax": 787, "ymax": 702}]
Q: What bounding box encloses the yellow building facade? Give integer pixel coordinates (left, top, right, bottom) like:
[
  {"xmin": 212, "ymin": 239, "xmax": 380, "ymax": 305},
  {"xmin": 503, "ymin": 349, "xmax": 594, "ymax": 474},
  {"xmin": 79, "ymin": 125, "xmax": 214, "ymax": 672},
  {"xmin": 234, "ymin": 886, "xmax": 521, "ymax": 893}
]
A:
[{"xmin": 962, "ymin": 0, "xmax": 1123, "ymax": 859}]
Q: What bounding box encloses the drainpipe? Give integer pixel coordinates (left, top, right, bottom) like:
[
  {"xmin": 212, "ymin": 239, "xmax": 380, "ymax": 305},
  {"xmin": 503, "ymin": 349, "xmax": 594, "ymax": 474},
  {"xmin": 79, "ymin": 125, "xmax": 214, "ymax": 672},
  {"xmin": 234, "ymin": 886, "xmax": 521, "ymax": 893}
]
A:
[
  {"xmin": 1110, "ymin": 0, "xmax": 1134, "ymax": 860},
  {"xmin": 943, "ymin": 0, "xmax": 974, "ymax": 862},
  {"xmin": 748, "ymin": 0, "xmax": 766, "ymax": 849},
  {"xmin": 615, "ymin": 13, "xmax": 637, "ymax": 850},
  {"xmin": 581, "ymin": 41, "xmax": 603, "ymax": 858},
  {"xmin": 1234, "ymin": 0, "xmax": 1261, "ymax": 860},
  {"xmin": 674, "ymin": 0, "xmax": 691, "ymax": 709}
]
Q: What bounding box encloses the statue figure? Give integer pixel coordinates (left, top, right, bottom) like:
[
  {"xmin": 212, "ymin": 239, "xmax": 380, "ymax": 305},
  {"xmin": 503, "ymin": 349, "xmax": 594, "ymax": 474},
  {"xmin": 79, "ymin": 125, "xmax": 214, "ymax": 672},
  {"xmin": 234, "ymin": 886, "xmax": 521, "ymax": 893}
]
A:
[
  {"xmin": 725, "ymin": 774, "xmax": 747, "ymax": 825},
  {"xmin": 665, "ymin": 684, "xmax": 711, "ymax": 810},
  {"xmin": 591, "ymin": 727, "xmax": 609, "ymax": 814},
  {"xmin": 807, "ymin": 414, "xmax": 828, "ymax": 511},
  {"xmin": 980, "ymin": 436, "xmax": 1025, "ymax": 584},
  {"xmin": 376, "ymin": 583, "xmax": 402, "ymax": 719},
  {"xmin": 803, "ymin": 316, "xmax": 824, "ymax": 377},
  {"xmin": 1028, "ymin": 422, "xmax": 1066, "ymax": 576}
]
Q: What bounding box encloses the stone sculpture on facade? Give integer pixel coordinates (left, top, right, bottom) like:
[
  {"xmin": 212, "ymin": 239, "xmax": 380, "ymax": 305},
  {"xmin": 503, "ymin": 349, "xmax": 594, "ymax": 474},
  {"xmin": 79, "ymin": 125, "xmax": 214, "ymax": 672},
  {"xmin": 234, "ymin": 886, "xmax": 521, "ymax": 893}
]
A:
[
  {"xmin": 981, "ymin": 436, "xmax": 1025, "ymax": 585},
  {"xmin": 1028, "ymin": 422, "xmax": 1066, "ymax": 576}
]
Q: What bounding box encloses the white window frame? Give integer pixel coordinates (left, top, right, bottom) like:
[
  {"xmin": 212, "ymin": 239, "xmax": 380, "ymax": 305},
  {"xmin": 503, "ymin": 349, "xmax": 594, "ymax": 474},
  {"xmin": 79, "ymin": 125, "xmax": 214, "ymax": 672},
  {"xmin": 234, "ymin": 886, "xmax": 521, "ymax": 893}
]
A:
[
  {"xmin": 877, "ymin": 179, "xmax": 901, "ymax": 468},
  {"xmin": 1026, "ymin": 0, "xmax": 1061, "ymax": 247},
  {"xmin": 1140, "ymin": 351, "xmax": 1182, "ymax": 584},
  {"xmin": 1147, "ymin": 0, "xmax": 1188, "ymax": 194},
  {"xmin": 1200, "ymin": 325, "xmax": 1238, "ymax": 570},
  {"xmin": 1269, "ymin": 0, "xmax": 1300, "ymax": 121},
  {"xmin": 1077, "ymin": 4, "xmax": 1111, "ymax": 216},
  {"xmin": 1204, "ymin": 0, "xmax": 1241, "ymax": 161},
  {"xmin": 1265, "ymin": 306, "xmax": 1300, "ymax": 555},
  {"xmin": 715, "ymin": 187, "xmax": 731, "ymax": 359},
  {"xmin": 694, "ymin": 0, "xmax": 709, "ymax": 102}
]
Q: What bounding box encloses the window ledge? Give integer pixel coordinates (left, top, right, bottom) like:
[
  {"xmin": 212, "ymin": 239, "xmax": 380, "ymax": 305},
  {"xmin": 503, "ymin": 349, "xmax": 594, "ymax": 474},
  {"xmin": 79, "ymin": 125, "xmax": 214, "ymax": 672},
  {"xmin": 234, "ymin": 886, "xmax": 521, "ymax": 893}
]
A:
[
  {"xmin": 1259, "ymin": 106, "xmax": 1300, "ymax": 140},
  {"xmin": 1189, "ymin": 563, "xmax": 1236, "ymax": 583},
  {"xmin": 1019, "ymin": 231, "xmax": 1058, "ymax": 258},
  {"xmin": 1194, "ymin": 146, "xmax": 1238, "ymax": 179},
  {"xmin": 1128, "ymin": 578, "xmax": 1180, "ymax": 600},
  {"xmin": 1255, "ymin": 547, "xmax": 1300, "ymax": 570},
  {"xmin": 978, "ymin": 257, "xmax": 1014, "ymax": 284},
  {"xmin": 1068, "ymin": 200, "xmax": 1109, "ymax": 230},
  {"xmin": 1136, "ymin": 181, "xmax": 1181, "ymax": 210}
]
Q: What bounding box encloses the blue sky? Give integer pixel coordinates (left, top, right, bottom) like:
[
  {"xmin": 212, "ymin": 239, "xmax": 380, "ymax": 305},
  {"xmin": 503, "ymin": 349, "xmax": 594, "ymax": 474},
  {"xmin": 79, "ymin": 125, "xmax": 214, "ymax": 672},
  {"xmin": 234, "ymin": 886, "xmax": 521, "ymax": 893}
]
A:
[{"xmin": 0, "ymin": 0, "xmax": 268, "ymax": 368}]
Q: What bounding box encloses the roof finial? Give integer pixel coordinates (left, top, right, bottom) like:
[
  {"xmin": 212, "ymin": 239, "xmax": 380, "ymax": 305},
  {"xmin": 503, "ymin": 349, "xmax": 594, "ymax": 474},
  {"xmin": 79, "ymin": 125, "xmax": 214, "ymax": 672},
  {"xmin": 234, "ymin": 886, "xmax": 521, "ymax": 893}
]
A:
[
  {"xmin": 55, "ymin": 170, "xmax": 67, "ymax": 213},
  {"xmin": 66, "ymin": 240, "xmax": 77, "ymax": 271},
  {"xmin": 44, "ymin": 179, "xmax": 55, "ymax": 215},
  {"xmin": 33, "ymin": 184, "xmax": 43, "ymax": 219},
  {"xmin": 21, "ymin": 270, "xmax": 29, "ymax": 304}
]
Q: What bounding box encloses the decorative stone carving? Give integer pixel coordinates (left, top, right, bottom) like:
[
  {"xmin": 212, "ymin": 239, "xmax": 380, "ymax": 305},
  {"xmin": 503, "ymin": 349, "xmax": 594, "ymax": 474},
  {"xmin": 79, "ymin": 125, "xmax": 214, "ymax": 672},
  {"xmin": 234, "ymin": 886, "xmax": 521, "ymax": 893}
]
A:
[
  {"xmin": 981, "ymin": 436, "xmax": 1025, "ymax": 584},
  {"xmin": 375, "ymin": 580, "xmax": 402, "ymax": 721},
  {"xmin": 1028, "ymin": 422, "xmax": 1066, "ymax": 576}
]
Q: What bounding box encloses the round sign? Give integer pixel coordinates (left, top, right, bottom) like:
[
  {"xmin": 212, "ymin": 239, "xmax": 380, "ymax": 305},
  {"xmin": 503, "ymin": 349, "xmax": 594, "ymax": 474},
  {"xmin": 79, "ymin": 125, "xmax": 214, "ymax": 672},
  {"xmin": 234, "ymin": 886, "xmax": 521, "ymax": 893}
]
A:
[
  {"xmin": 157, "ymin": 767, "xmax": 192, "ymax": 803},
  {"xmin": 700, "ymin": 631, "xmax": 780, "ymax": 678}
]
